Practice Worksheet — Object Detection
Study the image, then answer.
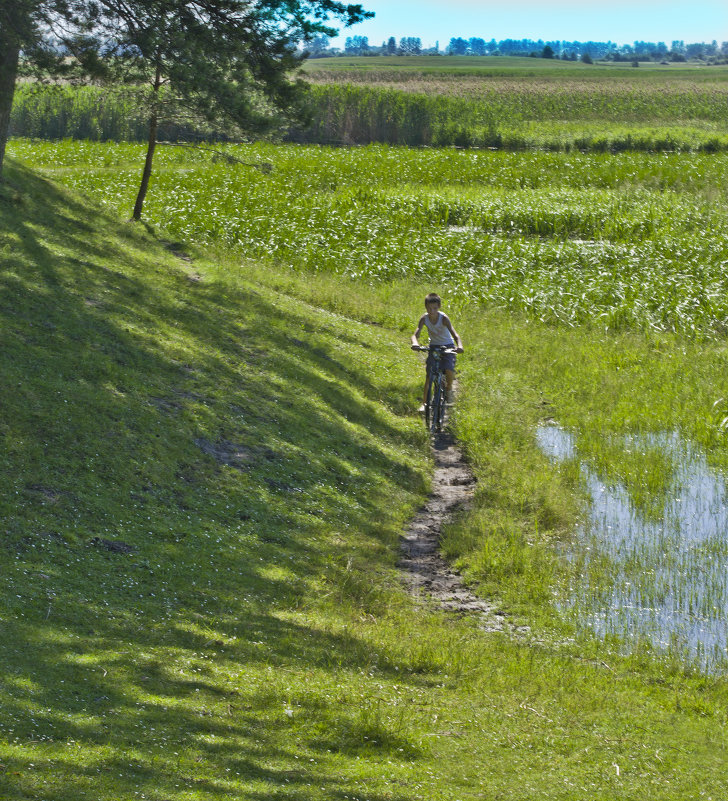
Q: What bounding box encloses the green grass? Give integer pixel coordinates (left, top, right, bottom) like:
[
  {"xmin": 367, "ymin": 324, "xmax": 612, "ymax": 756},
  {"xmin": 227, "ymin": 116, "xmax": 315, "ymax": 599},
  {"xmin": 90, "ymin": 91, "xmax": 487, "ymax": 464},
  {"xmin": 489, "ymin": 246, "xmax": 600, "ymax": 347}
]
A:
[
  {"xmin": 12, "ymin": 139, "xmax": 728, "ymax": 336},
  {"xmin": 241, "ymin": 267, "xmax": 728, "ymax": 659},
  {"xmin": 0, "ymin": 160, "xmax": 430, "ymax": 798},
  {"xmin": 3, "ymin": 153, "xmax": 728, "ymax": 799}
]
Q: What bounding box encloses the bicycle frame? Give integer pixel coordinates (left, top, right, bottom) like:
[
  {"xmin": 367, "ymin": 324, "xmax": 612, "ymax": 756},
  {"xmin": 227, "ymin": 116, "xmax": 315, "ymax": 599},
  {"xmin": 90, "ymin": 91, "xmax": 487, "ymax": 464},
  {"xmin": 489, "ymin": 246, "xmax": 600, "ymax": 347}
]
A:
[{"xmin": 415, "ymin": 344, "xmax": 454, "ymax": 434}]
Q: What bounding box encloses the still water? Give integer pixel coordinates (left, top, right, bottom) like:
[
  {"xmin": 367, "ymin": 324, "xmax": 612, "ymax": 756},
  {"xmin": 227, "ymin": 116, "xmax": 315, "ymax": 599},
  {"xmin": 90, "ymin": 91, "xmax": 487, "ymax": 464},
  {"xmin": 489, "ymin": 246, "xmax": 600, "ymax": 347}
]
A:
[{"xmin": 537, "ymin": 425, "xmax": 728, "ymax": 671}]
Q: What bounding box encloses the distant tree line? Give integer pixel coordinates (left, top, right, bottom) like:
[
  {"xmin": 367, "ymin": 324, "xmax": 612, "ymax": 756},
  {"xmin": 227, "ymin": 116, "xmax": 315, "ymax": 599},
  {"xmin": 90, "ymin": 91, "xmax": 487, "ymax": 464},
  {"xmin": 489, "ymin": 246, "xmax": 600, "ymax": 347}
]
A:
[{"xmin": 305, "ymin": 35, "xmax": 728, "ymax": 64}]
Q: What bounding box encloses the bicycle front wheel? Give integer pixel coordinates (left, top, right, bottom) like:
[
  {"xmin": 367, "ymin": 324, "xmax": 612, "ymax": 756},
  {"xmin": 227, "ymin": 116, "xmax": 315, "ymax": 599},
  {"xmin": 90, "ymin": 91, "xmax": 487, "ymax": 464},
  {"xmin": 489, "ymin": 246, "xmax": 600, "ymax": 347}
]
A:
[
  {"xmin": 424, "ymin": 377, "xmax": 434, "ymax": 430},
  {"xmin": 430, "ymin": 378, "xmax": 443, "ymax": 434},
  {"xmin": 437, "ymin": 383, "xmax": 447, "ymax": 432}
]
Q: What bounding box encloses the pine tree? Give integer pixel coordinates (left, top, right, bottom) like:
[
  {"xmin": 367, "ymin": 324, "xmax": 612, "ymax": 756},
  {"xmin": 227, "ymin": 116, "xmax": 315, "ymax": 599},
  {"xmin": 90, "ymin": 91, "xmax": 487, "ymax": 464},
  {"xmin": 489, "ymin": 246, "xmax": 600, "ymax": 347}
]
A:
[{"xmin": 0, "ymin": 0, "xmax": 372, "ymax": 215}]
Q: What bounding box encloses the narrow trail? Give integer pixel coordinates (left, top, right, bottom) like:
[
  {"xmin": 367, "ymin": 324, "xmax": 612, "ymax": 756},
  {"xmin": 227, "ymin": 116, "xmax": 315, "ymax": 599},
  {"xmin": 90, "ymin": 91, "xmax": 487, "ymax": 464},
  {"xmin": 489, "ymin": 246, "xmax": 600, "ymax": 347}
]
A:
[
  {"xmin": 162, "ymin": 260, "xmax": 505, "ymax": 628},
  {"xmin": 398, "ymin": 421, "xmax": 507, "ymax": 632}
]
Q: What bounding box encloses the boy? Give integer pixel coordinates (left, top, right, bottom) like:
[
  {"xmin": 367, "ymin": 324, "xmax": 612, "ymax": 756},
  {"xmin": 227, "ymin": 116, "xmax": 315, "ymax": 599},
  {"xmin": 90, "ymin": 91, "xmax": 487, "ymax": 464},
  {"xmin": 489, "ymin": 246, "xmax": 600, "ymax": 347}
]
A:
[{"xmin": 411, "ymin": 292, "xmax": 464, "ymax": 411}]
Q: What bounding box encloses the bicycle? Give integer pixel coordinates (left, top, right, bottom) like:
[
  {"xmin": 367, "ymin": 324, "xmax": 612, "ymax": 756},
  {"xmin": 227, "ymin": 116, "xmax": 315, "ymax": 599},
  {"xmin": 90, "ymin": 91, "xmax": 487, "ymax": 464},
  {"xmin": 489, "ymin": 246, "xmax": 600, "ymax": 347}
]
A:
[{"xmin": 413, "ymin": 344, "xmax": 457, "ymax": 434}]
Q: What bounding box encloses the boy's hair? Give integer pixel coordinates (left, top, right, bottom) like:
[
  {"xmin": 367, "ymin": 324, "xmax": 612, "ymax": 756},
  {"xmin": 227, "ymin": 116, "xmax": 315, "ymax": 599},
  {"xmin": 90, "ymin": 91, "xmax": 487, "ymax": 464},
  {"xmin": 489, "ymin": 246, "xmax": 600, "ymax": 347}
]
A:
[{"xmin": 424, "ymin": 292, "xmax": 441, "ymax": 307}]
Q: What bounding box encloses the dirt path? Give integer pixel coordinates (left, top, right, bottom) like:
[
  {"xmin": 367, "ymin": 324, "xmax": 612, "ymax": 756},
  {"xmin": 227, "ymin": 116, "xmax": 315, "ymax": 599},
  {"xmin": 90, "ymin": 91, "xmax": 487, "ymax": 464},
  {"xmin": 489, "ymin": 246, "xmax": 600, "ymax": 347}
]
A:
[
  {"xmin": 399, "ymin": 421, "xmax": 507, "ymax": 632},
  {"xmin": 163, "ymin": 263, "xmax": 503, "ymax": 628}
]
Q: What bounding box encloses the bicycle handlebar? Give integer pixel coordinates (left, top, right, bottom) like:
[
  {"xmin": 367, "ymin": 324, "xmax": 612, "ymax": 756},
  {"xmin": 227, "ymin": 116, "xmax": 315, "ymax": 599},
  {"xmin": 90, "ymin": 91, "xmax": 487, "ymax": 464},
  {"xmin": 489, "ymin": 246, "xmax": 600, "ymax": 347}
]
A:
[{"xmin": 412, "ymin": 345, "xmax": 458, "ymax": 354}]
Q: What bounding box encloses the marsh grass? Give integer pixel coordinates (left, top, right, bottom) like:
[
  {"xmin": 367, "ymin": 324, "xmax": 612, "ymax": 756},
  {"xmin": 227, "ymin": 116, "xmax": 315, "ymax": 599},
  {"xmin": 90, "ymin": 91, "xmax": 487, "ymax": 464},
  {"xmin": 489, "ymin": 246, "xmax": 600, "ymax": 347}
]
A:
[
  {"xmin": 295, "ymin": 75, "xmax": 728, "ymax": 149},
  {"xmin": 538, "ymin": 425, "xmax": 728, "ymax": 669},
  {"xmin": 220, "ymin": 255, "xmax": 728, "ymax": 674}
]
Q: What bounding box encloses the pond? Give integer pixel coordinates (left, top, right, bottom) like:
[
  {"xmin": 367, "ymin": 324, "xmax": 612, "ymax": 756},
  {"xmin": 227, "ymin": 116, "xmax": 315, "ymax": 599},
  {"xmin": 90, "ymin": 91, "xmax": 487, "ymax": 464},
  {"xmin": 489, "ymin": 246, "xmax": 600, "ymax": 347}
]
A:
[{"xmin": 537, "ymin": 424, "xmax": 728, "ymax": 671}]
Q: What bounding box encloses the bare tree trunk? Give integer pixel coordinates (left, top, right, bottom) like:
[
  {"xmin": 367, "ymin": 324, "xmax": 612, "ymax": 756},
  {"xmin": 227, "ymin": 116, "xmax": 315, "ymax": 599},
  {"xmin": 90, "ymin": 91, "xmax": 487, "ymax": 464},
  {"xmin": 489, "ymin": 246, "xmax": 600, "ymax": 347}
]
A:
[
  {"xmin": 0, "ymin": 36, "xmax": 20, "ymax": 180},
  {"xmin": 131, "ymin": 64, "xmax": 162, "ymax": 220},
  {"xmin": 131, "ymin": 108, "xmax": 158, "ymax": 220}
]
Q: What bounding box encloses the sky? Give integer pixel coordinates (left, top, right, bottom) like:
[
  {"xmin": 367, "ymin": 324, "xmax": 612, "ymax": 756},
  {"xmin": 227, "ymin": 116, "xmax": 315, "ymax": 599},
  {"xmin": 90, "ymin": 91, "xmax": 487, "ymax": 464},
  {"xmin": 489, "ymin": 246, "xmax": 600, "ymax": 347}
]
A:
[{"xmin": 330, "ymin": 1, "xmax": 728, "ymax": 49}]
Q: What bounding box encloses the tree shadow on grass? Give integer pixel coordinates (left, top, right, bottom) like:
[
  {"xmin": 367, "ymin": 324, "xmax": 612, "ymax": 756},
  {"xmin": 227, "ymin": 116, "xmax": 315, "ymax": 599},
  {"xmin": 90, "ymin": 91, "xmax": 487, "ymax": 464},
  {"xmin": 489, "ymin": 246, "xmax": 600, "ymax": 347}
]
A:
[
  {"xmin": 0, "ymin": 162, "xmax": 434, "ymax": 800},
  {"xmin": 1, "ymin": 160, "xmax": 424, "ymax": 531},
  {"xmin": 2, "ymin": 603, "xmax": 426, "ymax": 799}
]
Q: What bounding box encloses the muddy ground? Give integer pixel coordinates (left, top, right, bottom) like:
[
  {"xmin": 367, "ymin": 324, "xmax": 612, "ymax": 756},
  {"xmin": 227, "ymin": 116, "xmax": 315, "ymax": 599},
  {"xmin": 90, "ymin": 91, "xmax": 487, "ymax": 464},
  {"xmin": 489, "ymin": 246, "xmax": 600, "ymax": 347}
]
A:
[{"xmin": 398, "ymin": 422, "xmax": 508, "ymax": 632}]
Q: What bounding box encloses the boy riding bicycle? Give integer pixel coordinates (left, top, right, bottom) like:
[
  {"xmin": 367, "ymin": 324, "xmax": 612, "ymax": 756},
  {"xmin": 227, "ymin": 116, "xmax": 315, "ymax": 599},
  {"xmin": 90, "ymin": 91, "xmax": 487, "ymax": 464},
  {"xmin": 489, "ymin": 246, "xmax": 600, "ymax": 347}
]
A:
[{"xmin": 410, "ymin": 292, "xmax": 464, "ymax": 412}]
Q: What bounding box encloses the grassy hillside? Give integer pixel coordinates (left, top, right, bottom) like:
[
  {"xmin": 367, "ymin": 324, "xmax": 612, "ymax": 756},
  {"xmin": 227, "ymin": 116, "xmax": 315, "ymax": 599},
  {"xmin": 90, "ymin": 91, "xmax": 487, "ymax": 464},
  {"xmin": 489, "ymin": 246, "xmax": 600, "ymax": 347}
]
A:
[
  {"xmin": 0, "ymin": 161, "xmax": 429, "ymax": 799},
  {"xmin": 2, "ymin": 161, "xmax": 728, "ymax": 800}
]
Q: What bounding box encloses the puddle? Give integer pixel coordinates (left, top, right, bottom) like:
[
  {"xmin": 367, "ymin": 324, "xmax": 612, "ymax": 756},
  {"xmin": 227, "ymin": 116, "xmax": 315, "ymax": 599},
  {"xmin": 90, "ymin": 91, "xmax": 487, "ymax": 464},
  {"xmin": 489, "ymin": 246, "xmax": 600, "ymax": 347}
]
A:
[{"xmin": 537, "ymin": 424, "xmax": 728, "ymax": 671}]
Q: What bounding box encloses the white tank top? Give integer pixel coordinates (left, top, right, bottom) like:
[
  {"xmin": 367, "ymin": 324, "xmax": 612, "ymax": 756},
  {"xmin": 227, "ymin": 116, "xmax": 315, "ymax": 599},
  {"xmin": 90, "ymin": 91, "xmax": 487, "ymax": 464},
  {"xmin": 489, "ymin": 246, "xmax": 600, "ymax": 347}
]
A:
[{"xmin": 424, "ymin": 311, "xmax": 454, "ymax": 346}]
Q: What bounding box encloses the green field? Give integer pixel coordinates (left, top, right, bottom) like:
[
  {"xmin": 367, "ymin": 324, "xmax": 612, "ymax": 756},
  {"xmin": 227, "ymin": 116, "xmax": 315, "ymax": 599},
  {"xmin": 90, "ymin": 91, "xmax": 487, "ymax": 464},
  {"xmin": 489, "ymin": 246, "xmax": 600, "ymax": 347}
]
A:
[
  {"xmin": 301, "ymin": 57, "xmax": 728, "ymax": 148},
  {"xmin": 10, "ymin": 55, "xmax": 728, "ymax": 150},
  {"xmin": 11, "ymin": 139, "xmax": 728, "ymax": 335},
  {"xmin": 4, "ymin": 56, "xmax": 728, "ymax": 799},
  {"xmin": 302, "ymin": 55, "xmax": 728, "ymax": 78}
]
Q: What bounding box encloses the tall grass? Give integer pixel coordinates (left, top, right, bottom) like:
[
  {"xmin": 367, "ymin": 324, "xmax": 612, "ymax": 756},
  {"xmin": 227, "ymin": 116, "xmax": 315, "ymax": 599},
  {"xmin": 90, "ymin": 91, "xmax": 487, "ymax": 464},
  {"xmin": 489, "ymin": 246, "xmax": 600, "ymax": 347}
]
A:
[
  {"xmin": 11, "ymin": 78, "xmax": 728, "ymax": 151},
  {"xmin": 306, "ymin": 71, "xmax": 728, "ymax": 121},
  {"xmin": 10, "ymin": 85, "xmax": 148, "ymax": 141},
  {"xmin": 290, "ymin": 84, "xmax": 499, "ymax": 146},
  {"xmin": 9, "ymin": 85, "xmax": 241, "ymax": 143}
]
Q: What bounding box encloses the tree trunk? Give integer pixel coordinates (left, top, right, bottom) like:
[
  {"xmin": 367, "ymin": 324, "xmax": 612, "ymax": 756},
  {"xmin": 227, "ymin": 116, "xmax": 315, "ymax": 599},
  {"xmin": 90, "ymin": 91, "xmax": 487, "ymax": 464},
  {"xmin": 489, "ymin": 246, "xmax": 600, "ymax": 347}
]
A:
[
  {"xmin": 131, "ymin": 64, "xmax": 162, "ymax": 220},
  {"xmin": 131, "ymin": 108, "xmax": 158, "ymax": 220},
  {"xmin": 0, "ymin": 36, "xmax": 20, "ymax": 180}
]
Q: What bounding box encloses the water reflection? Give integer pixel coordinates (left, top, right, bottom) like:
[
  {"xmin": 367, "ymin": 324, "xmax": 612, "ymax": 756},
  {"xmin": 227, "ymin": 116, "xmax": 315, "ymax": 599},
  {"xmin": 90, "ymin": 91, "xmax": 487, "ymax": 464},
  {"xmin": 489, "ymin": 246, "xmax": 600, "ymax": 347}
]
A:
[{"xmin": 537, "ymin": 424, "xmax": 728, "ymax": 671}]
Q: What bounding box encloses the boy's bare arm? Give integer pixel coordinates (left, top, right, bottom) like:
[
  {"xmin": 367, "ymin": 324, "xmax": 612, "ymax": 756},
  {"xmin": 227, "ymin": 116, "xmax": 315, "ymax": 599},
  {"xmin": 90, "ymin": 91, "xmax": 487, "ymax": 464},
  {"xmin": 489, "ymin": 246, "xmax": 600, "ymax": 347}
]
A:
[
  {"xmin": 411, "ymin": 315, "xmax": 426, "ymax": 348},
  {"xmin": 442, "ymin": 315, "xmax": 464, "ymax": 352}
]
